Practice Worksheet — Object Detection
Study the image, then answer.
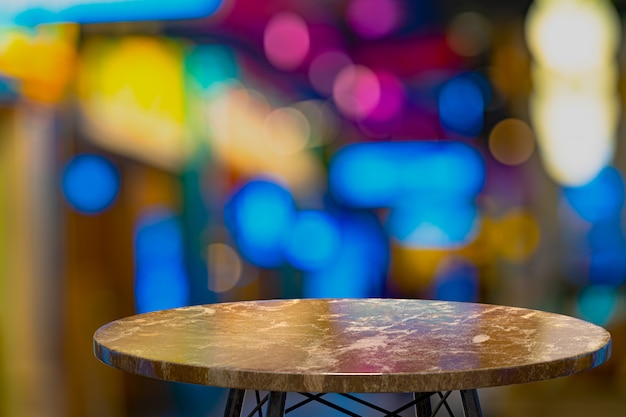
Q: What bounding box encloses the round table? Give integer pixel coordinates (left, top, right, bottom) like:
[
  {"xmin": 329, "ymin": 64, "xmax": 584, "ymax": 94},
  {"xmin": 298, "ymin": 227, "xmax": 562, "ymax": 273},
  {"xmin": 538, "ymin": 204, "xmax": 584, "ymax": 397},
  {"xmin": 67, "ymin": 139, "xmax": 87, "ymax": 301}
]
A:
[{"xmin": 93, "ymin": 298, "xmax": 612, "ymax": 417}]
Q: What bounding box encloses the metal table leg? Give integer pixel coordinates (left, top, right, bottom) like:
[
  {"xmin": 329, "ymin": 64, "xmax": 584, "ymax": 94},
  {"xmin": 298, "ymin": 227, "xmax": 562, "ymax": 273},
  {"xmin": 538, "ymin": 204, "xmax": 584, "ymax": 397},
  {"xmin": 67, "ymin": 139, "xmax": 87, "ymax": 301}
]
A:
[
  {"xmin": 223, "ymin": 389, "xmax": 246, "ymax": 417},
  {"xmin": 460, "ymin": 389, "xmax": 483, "ymax": 417},
  {"xmin": 414, "ymin": 392, "xmax": 433, "ymax": 417},
  {"xmin": 266, "ymin": 391, "xmax": 286, "ymax": 417}
]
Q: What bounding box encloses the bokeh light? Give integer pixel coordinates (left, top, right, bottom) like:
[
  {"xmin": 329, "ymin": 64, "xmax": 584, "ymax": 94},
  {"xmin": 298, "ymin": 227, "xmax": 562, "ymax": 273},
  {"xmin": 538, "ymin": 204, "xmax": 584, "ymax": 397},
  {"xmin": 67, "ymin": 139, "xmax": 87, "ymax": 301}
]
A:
[
  {"xmin": 368, "ymin": 72, "xmax": 404, "ymax": 122},
  {"xmin": 488, "ymin": 118, "xmax": 535, "ymax": 166},
  {"xmin": 134, "ymin": 209, "xmax": 190, "ymax": 314},
  {"xmin": 78, "ymin": 36, "xmax": 187, "ymax": 170},
  {"xmin": 398, "ymin": 142, "xmax": 485, "ymax": 198},
  {"xmin": 62, "ymin": 154, "xmax": 120, "ymax": 215},
  {"xmin": 186, "ymin": 44, "xmax": 238, "ymax": 92},
  {"xmin": 530, "ymin": 88, "xmax": 618, "ymax": 186},
  {"xmin": 439, "ymin": 75, "xmax": 484, "ymax": 137},
  {"xmin": 308, "ymin": 50, "xmax": 352, "ymax": 96},
  {"xmin": 264, "ymin": 12, "xmax": 310, "ymax": 71},
  {"xmin": 359, "ymin": 71, "xmax": 405, "ymax": 136},
  {"xmin": 0, "ymin": 75, "xmax": 17, "ymax": 100},
  {"xmin": 346, "ymin": 0, "xmax": 403, "ymax": 39},
  {"xmin": 225, "ymin": 179, "xmax": 295, "ymax": 268},
  {"xmin": 283, "ymin": 210, "xmax": 341, "ymax": 271},
  {"xmin": 0, "ymin": 25, "xmax": 77, "ymax": 103},
  {"xmin": 330, "ymin": 141, "xmax": 485, "ymax": 208},
  {"xmin": 560, "ymin": 213, "xmax": 626, "ymax": 287},
  {"xmin": 588, "ymin": 222, "xmax": 625, "ymax": 250},
  {"xmin": 526, "ymin": 0, "xmax": 620, "ymax": 74},
  {"xmin": 432, "ymin": 256, "xmax": 479, "ymax": 302},
  {"xmin": 562, "ymin": 167, "xmax": 625, "ymax": 223},
  {"xmin": 589, "ymin": 246, "xmax": 626, "ymax": 286},
  {"xmin": 526, "ymin": 0, "xmax": 620, "ymax": 187},
  {"xmin": 205, "ymin": 85, "xmax": 325, "ymax": 193},
  {"xmin": 207, "ymin": 243, "xmax": 242, "ymax": 293},
  {"xmin": 577, "ymin": 285, "xmax": 619, "ymax": 326},
  {"xmin": 446, "ymin": 12, "xmax": 492, "ymax": 57},
  {"xmin": 330, "ymin": 143, "xmax": 399, "ymax": 207},
  {"xmin": 292, "ymin": 99, "xmax": 340, "ymax": 147},
  {"xmin": 0, "ymin": 0, "xmax": 224, "ymax": 25},
  {"xmin": 333, "ymin": 64, "xmax": 381, "ymax": 119},
  {"xmin": 491, "ymin": 208, "xmax": 541, "ymax": 263},
  {"xmin": 262, "ymin": 107, "xmax": 310, "ymax": 155},
  {"xmin": 305, "ymin": 212, "xmax": 388, "ymax": 298},
  {"xmin": 388, "ymin": 200, "xmax": 480, "ymax": 248}
]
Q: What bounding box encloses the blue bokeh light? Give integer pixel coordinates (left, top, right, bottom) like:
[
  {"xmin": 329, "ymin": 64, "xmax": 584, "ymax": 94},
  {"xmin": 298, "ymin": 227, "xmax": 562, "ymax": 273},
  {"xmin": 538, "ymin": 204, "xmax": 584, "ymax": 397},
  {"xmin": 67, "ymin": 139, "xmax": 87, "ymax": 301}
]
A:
[
  {"xmin": 587, "ymin": 222, "xmax": 625, "ymax": 250},
  {"xmin": 305, "ymin": 212, "xmax": 389, "ymax": 298},
  {"xmin": 577, "ymin": 285, "xmax": 618, "ymax": 326},
  {"xmin": 589, "ymin": 247, "xmax": 626, "ymax": 286},
  {"xmin": 433, "ymin": 257, "xmax": 479, "ymax": 302},
  {"xmin": 563, "ymin": 167, "xmax": 625, "ymax": 223},
  {"xmin": 330, "ymin": 141, "xmax": 485, "ymax": 208},
  {"xmin": 0, "ymin": 76, "xmax": 18, "ymax": 101},
  {"xmin": 399, "ymin": 142, "xmax": 485, "ymax": 197},
  {"xmin": 225, "ymin": 179, "xmax": 295, "ymax": 268},
  {"xmin": 135, "ymin": 264, "xmax": 190, "ymax": 314},
  {"xmin": 187, "ymin": 44, "xmax": 238, "ymax": 90},
  {"xmin": 439, "ymin": 75, "xmax": 484, "ymax": 137},
  {"xmin": 329, "ymin": 145, "xmax": 399, "ymax": 207},
  {"xmin": 62, "ymin": 154, "xmax": 120, "ymax": 215},
  {"xmin": 284, "ymin": 210, "xmax": 341, "ymax": 271},
  {"xmin": 2, "ymin": 0, "xmax": 223, "ymax": 25},
  {"xmin": 387, "ymin": 200, "xmax": 480, "ymax": 247},
  {"xmin": 135, "ymin": 211, "xmax": 184, "ymax": 259},
  {"xmin": 134, "ymin": 210, "xmax": 190, "ymax": 314}
]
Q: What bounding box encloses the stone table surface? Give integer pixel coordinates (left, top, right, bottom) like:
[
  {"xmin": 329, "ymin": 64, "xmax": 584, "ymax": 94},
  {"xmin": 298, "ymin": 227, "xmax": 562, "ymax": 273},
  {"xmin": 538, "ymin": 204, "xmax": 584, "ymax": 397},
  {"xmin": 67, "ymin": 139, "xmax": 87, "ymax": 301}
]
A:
[{"xmin": 93, "ymin": 298, "xmax": 611, "ymax": 393}]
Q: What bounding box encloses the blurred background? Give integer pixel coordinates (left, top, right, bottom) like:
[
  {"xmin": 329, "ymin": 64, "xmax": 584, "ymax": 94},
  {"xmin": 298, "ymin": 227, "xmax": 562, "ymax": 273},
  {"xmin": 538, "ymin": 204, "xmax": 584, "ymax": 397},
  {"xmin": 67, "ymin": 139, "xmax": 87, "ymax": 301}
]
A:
[{"xmin": 0, "ymin": 0, "xmax": 625, "ymax": 416}]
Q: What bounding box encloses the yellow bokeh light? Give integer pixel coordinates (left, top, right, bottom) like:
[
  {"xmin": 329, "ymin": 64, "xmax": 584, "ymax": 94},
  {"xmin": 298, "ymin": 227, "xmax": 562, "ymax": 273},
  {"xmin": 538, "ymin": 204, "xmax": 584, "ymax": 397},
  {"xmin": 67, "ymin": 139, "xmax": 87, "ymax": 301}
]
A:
[
  {"xmin": 78, "ymin": 36, "xmax": 187, "ymax": 170},
  {"xmin": 205, "ymin": 85, "xmax": 324, "ymax": 194},
  {"xmin": 389, "ymin": 224, "xmax": 491, "ymax": 293},
  {"xmin": 0, "ymin": 25, "xmax": 78, "ymax": 103},
  {"xmin": 86, "ymin": 37, "xmax": 185, "ymax": 121},
  {"xmin": 489, "ymin": 118, "xmax": 535, "ymax": 166},
  {"xmin": 263, "ymin": 107, "xmax": 310, "ymax": 155},
  {"xmin": 390, "ymin": 247, "xmax": 449, "ymax": 292},
  {"xmin": 446, "ymin": 12, "xmax": 492, "ymax": 57},
  {"xmin": 207, "ymin": 243, "xmax": 242, "ymax": 293},
  {"xmin": 491, "ymin": 208, "xmax": 541, "ymax": 263},
  {"xmin": 292, "ymin": 99, "xmax": 340, "ymax": 147}
]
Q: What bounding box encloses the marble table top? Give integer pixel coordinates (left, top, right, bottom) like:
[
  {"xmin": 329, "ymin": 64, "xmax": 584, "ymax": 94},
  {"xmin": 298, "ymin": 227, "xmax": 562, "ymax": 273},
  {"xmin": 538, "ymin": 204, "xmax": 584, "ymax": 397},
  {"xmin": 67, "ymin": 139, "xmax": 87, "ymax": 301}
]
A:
[{"xmin": 93, "ymin": 298, "xmax": 611, "ymax": 393}]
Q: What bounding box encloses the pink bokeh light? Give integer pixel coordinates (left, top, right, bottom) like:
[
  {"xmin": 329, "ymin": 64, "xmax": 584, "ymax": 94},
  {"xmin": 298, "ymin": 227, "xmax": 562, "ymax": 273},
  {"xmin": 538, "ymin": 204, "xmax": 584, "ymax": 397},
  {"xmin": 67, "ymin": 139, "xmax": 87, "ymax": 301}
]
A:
[
  {"xmin": 263, "ymin": 12, "xmax": 310, "ymax": 71},
  {"xmin": 308, "ymin": 50, "xmax": 352, "ymax": 96},
  {"xmin": 365, "ymin": 72, "xmax": 404, "ymax": 122},
  {"xmin": 333, "ymin": 65, "xmax": 381, "ymax": 120},
  {"xmin": 346, "ymin": 0, "xmax": 402, "ymax": 39},
  {"xmin": 358, "ymin": 71, "xmax": 405, "ymax": 137}
]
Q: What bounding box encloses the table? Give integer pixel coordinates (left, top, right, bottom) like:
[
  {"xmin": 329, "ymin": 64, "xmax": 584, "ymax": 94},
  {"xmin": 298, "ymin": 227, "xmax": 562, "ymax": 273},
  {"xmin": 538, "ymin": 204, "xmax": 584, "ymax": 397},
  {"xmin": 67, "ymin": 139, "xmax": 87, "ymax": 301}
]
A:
[{"xmin": 93, "ymin": 298, "xmax": 612, "ymax": 417}]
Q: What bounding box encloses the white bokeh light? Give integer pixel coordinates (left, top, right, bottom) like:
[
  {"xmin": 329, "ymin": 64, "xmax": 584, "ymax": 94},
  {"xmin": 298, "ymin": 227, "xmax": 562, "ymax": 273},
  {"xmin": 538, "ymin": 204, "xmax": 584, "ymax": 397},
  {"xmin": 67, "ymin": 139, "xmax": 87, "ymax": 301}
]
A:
[
  {"xmin": 526, "ymin": 0, "xmax": 620, "ymax": 74},
  {"xmin": 526, "ymin": 0, "xmax": 620, "ymax": 186}
]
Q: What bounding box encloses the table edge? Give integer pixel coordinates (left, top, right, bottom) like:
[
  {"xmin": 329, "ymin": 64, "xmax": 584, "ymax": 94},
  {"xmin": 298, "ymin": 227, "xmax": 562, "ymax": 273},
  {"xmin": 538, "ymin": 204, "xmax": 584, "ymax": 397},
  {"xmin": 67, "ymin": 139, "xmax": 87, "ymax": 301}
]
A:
[{"xmin": 93, "ymin": 330, "xmax": 612, "ymax": 393}]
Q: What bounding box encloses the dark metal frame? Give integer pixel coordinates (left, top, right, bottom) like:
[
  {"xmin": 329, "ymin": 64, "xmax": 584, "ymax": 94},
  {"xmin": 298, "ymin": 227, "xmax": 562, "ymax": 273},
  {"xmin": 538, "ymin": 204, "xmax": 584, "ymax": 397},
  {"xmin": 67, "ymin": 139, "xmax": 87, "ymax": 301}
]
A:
[{"xmin": 223, "ymin": 388, "xmax": 483, "ymax": 417}]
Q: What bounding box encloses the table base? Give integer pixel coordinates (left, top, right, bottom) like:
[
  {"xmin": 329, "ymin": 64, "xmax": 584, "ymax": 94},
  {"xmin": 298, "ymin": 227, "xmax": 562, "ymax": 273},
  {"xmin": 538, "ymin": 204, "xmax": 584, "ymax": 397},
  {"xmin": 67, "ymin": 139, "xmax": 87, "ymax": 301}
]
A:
[{"xmin": 223, "ymin": 388, "xmax": 483, "ymax": 417}]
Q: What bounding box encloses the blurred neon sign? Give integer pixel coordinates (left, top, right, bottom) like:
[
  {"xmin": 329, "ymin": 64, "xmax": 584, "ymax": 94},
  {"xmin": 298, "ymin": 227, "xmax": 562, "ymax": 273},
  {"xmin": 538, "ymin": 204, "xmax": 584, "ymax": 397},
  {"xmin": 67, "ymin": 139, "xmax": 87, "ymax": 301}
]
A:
[
  {"xmin": 329, "ymin": 141, "xmax": 485, "ymax": 207},
  {"xmin": 0, "ymin": 0, "xmax": 223, "ymax": 25},
  {"xmin": 78, "ymin": 36, "xmax": 187, "ymax": 170},
  {"xmin": 329, "ymin": 141, "xmax": 485, "ymax": 248}
]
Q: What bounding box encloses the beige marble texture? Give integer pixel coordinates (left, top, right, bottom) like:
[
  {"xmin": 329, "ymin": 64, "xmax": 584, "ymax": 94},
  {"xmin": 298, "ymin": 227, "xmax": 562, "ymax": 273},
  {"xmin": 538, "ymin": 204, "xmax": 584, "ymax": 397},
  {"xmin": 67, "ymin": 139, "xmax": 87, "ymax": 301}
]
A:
[{"xmin": 93, "ymin": 298, "xmax": 611, "ymax": 393}]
